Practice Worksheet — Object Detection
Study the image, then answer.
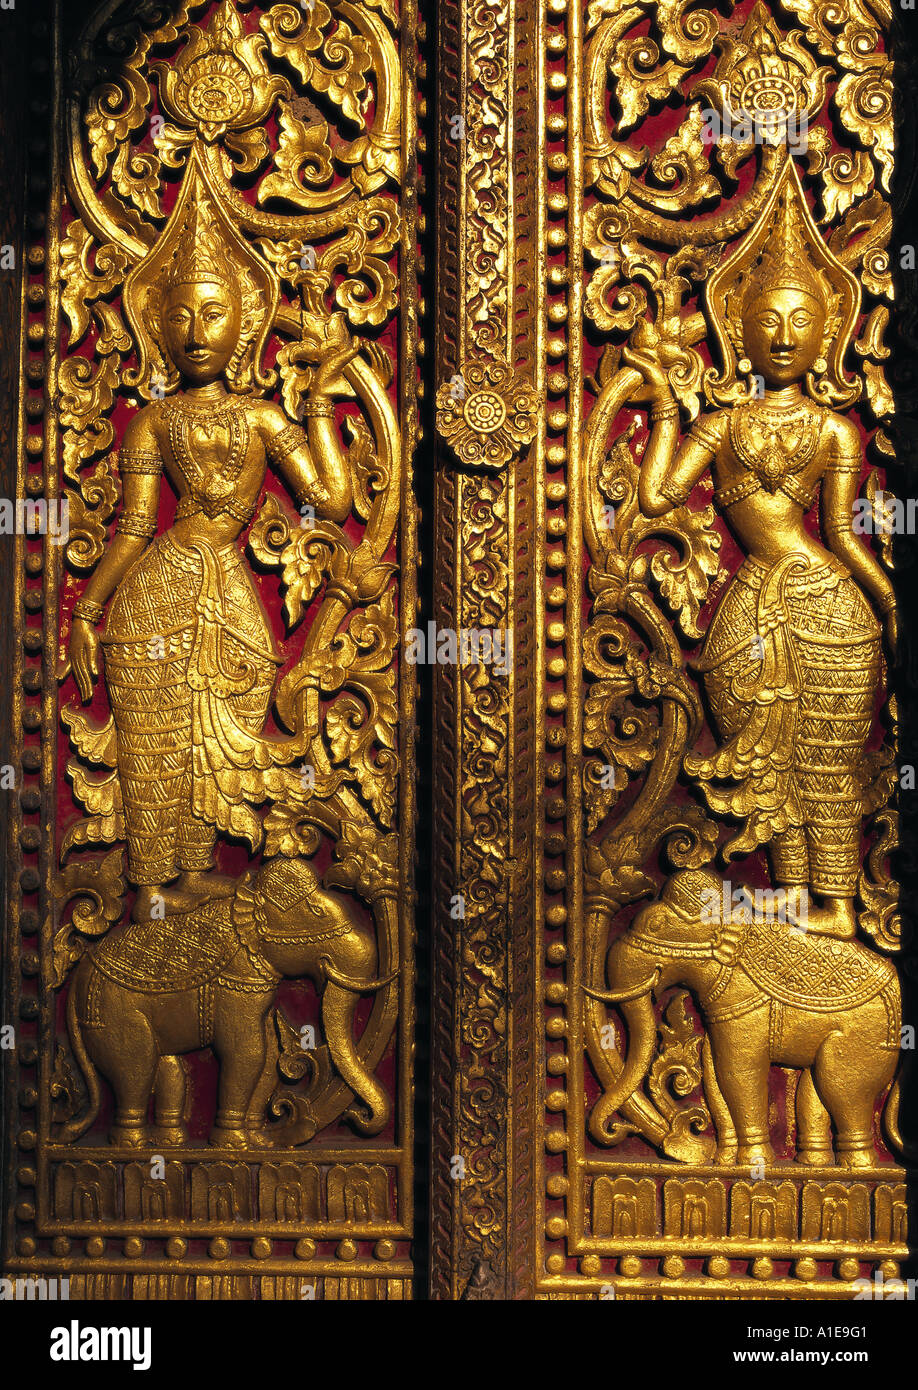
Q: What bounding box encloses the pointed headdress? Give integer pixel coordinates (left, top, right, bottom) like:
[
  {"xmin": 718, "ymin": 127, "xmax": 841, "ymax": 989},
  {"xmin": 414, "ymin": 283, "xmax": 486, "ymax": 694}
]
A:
[
  {"xmin": 705, "ymin": 154, "xmax": 860, "ymax": 406},
  {"xmin": 123, "ymin": 147, "xmax": 279, "ymax": 398}
]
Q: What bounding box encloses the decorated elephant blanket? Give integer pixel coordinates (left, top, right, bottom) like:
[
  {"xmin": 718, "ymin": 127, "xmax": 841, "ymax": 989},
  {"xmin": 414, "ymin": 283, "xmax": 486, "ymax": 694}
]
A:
[
  {"xmin": 92, "ymin": 897, "xmax": 242, "ymax": 993},
  {"xmin": 740, "ymin": 918, "xmax": 897, "ymax": 1013}
]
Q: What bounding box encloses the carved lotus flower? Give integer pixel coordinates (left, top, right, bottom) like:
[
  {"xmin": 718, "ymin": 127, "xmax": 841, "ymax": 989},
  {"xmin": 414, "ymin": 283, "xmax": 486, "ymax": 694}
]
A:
[
  {"xmin": 154, "ymin": 0, "xmax": 288, "ymax": 142},
  {"xmin": 435, "ymin": 360, "xmax": 538, "ymax": 471},
  {"xmin": 692, "ymin": 2, "xmax": 829, "ymax": 132}
]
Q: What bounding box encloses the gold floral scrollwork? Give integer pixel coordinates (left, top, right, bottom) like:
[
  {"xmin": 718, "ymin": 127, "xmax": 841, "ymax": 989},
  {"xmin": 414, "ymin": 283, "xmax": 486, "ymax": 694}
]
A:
[
  {"xmin": 435, "ymin": 360, "xmax": 538, "ymax": 470},
  {"xmin": 692, "ymin": 1, "xmax": 830, "ymax": 133},
  {"xmin": 153, "ymin": 2, "xmax": 288, "ymax": 144}
]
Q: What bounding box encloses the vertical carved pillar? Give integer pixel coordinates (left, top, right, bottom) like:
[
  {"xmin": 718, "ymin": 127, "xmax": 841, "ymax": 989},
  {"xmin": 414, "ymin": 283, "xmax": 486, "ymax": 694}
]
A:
[{"xmin": 431, "ymin": 0, "xmax": 543, "ymax": 1299}]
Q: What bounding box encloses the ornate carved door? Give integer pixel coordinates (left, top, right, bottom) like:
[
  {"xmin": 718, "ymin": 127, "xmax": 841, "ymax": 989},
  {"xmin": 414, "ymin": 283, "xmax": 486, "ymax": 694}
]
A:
[
  {"xmin": 0, "ymin": 0, "xmax": 915, "ymax": 1307},
  {"xmin": 429, "ymin": 0, "xmax": 917, "ymax": 1301},
  {"xmin": 2, "ymin": 0, "xmax": 420, "ymax": 1300}
]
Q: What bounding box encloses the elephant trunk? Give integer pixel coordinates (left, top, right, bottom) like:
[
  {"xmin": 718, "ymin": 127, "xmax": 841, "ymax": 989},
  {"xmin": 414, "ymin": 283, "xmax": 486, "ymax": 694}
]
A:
[
  {"xmin": 588, "ymin": 986, "xmax": 657, "ymax": 1146},
  {"xmin": 322, "ymin": 981, "xmax": 390, "ymax": 1136},
  {"xmin": 883, "ymin": 1076, "xmax": 918, "ymax": 1162}
]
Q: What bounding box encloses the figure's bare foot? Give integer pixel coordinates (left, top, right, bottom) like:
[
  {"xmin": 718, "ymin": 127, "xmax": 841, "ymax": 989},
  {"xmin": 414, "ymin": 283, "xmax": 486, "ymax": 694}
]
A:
[
  {"xmin": 796, "ymin": 896, "xmax": 856, "ymax": 940},
  {"xmin": 765, "ymin": 885, "xmax": 808, "ymax": 927},
  {"xmin": 132, "ymin": 882, "xmax": 211, "ymax": 921},
  {"xmin": 176, "ymin": 869, "xmax": 236, "ymax": 901}
]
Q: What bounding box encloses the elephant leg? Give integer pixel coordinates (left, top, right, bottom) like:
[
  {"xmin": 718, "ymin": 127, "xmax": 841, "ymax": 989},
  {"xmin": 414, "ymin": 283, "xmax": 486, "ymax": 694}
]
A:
[
  {"xmin": 812, "ymin": 1035, "xmax": 876, "ymax": 1168},
  {"xmin": 106, "ymin": 1024, "xmax": 158, "ymax": 1148},
  {"xmin": 84, "ymin": 978, "xmax": 161, "ymax": 1146},
  {"xmin": 708, "ymin": 1021, "xmax": 774, "ymax": 1166},
  {"xmin": 209, "ymin": 996, "xmax": 272, "ymax": 1148},
  {"xmin": 795, "ymin": 1068, "xmax": 834, "ymax": 1165},
  {"xmin": 153, "ymin": 1056, "xmax": 188, "ymax": 1145},
  {"xmin": 245, "ymin": 1009, "xmax": 280, "ymax": 1134},
  {"xmin": 702, "ymin": 1034, "xmax": 737, "ymax": 1164}
]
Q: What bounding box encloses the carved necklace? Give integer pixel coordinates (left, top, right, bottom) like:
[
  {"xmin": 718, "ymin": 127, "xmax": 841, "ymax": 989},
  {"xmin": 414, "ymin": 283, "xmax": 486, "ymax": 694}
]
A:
[
  {"xmin": 729, "ymin": 400, "xmax": 821, "ymax": 494},
  {"xmin": 164, "ymin": 395, "xmax": 250, "ymax": 512}
]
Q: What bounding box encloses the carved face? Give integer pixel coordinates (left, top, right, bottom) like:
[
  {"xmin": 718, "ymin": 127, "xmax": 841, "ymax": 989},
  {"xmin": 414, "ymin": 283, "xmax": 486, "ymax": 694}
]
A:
[
  {"xmin": 742, "ymin": 287, "xmax": 824, "ymax": 388},
  {"xmin": 162, "ymin": 280, "xmax": 241, "ymax": 384}
]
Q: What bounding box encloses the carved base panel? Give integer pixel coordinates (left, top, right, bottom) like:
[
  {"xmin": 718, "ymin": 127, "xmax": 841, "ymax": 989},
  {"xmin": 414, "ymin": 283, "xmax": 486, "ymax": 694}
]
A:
[{"xmin": 573, "ymin": 1165, "xmax": 907, "ymax": 1298}]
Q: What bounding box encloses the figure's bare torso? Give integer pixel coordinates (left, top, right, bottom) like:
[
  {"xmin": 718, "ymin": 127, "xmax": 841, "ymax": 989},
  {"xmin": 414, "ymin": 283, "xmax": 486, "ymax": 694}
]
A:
[
  {"xmin": 143, "ymin": 392, "xmax": 284, "ymax": 547},
  {"xmin": 702, "ymin": 399, "xmax": 849, "ymax": 568}
]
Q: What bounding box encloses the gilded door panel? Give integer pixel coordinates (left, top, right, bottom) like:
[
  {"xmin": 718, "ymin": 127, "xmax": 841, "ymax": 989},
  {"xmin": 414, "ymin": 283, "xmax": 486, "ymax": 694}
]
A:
[
  {"xmin": 432, "ymin": 0, "xmax": 915, "ymax": 1298},
  {"xmin": 3, "ymin": 0, "xmax": 419, "ymax": 1299},
  {"xmin": 2, "ymin": 0, "xmax": 915, "ymax": 1306}
]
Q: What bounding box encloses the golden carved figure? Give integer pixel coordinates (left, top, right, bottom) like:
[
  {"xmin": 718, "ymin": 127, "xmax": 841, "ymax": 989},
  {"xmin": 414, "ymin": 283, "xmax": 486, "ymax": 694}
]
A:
[
  {"xmin": 61, "ymin": 857, "xmax": 389, "ymax": 1150},
  {"xmin": 624, "ymin": 159, "xmax": 895, "ymax": 942},
  {"xmin": 67, "ymin": 178, "xmax": 355, "ymax": 924},
  {"xmin": 4, "ymin": 0, "xmax": 412, "ymax": 1296},
  {"xmin": 594, "ymin": 868, "xmax": 904, "ymax": 1168}
]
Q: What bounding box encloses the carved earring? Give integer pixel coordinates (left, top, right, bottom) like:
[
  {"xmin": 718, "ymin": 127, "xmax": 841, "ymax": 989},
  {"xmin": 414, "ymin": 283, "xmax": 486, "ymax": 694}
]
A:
[
  {"xmin": 738, "ymin": 356, "xmax": 752, "ymax": 375},
  {"xmin": 813, "ymin": 355, "xmax": 828, "ymax": 374}
]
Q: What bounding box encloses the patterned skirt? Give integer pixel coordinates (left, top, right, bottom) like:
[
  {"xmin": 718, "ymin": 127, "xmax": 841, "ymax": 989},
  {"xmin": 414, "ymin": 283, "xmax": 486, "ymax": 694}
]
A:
[
  {"xmin": 102, "ymin": 532, "xmax": 280, "ymax": 885},
  {"xmin": 686, "ymin": 553, "xmax": 882, "ymax": 896}
]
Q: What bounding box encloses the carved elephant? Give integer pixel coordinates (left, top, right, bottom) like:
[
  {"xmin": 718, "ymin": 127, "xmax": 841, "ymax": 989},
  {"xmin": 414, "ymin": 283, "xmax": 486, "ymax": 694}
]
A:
[
  {"xmin": 590, "ymin": 868, "xmax": 902, "ymax": 1168},
  {"xmin": 60, "ymin": 856, "xmax": 393, "ymax": 1148}
]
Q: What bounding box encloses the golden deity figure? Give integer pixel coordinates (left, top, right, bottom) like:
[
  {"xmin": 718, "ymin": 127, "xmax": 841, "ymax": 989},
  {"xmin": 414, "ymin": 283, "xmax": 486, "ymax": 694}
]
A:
[
  {"xmin": 624, "ymin": 159, "xmax": 895, "ymax": 941},
  {"xmin": 67, "ymin": 189, "xmax": 355, "ymax": 923}
]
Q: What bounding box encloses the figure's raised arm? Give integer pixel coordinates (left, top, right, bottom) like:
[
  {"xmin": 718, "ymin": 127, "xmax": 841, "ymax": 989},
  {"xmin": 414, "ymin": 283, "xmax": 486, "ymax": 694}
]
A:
[
  {"xmin": 623, "ymin": 347, "xmax": 720, "ymax": 516},
  {"xmin": 643, "ymin": 417, "xmax": 722, "ymax": 518},
  {"xmin": 261, "ymin": 403, "xmax": 352, "ymax": 525}
]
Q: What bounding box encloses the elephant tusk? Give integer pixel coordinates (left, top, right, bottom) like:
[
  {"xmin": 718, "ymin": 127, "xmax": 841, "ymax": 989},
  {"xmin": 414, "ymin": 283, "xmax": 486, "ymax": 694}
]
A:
[
  {"xmin": 583, "ymin": 968, "xmax": 661, "ymax": 1005},
  {"xmin": 320, "ymin": 958, "xmax": 401, "ymax": 993}
]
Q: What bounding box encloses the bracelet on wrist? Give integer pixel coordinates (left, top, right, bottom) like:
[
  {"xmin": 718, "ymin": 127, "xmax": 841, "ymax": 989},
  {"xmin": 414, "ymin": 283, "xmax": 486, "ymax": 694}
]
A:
[
  {"xmin": 649, "ymin": 398, "xmax": 678, "ymax": 423},
  {"xmin": 301, "ymin": 399, "xmax": 335, "ymax": 419},
  {"xmin": 878, "ymin": 592, "xmax": 896, "ymax": 616},
  {"xmin": 72, "ymin": 599, "xmax": 104, "ymax": 625}
]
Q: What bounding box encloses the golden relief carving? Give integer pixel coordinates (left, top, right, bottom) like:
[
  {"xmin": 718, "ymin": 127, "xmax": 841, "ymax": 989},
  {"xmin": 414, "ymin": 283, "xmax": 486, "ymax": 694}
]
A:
[
  {"xmin": 432, "ymin": 0, "xmax": 537, "ymax": 473},
  {"xmin": 530, "ymin": 0, "xmax": 911, "ymax": 1297},
  {"xmin": 428, "ymin": 0, "xmax": 533, "ymax": 1297},
  {"xmin": 435, "ymin": 359, "xmax": 539, "ymax": 471},
  {"xmin": 3, "ymin": 0, "xmax": 418, "ymax": 1299},
  {"xmin": 62, "ymin": 858, "xmax": 392, "ymax": 1150},
  {"xmin": 618, "ymin": 161, "xmax": 891, "ymax": 941},
  {"xmin": 3, "ymin": 0, "xmax": 914, "ymax": 1308}
]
